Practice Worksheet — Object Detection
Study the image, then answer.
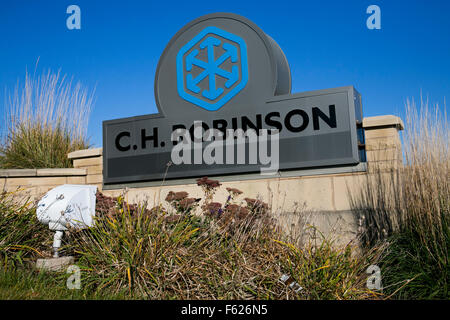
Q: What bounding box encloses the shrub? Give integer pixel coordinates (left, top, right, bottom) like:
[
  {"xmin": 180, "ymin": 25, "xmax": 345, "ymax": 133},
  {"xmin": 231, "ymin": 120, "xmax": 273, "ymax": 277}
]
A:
[{"xmin": 0, "ymin": 68, "xmax": 94, "ymax": 168}]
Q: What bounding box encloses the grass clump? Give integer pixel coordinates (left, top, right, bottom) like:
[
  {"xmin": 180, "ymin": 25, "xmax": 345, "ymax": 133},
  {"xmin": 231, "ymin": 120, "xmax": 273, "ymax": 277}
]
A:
[
  {"xmin": 0, "ymin": 190, "xmax": 52, "ymax": 269},
  {"xmin": 0, "ymin": 68, "xmax": 94, "ymax": 168},
  {"xmin": 275, "ymin": 230, "xmax": 386, "ymax": 300},
  {"xmin": 352, "ymin": 96, "xmax": 449, "ymax": 299},
  {"xmin": 0, "ymin": 268, "xmax": 137, "ymax": 300}
]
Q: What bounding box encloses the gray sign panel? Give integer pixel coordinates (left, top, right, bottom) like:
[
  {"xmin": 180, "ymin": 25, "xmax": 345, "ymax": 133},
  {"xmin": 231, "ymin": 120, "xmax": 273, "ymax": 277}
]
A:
[{"xmin": 103, "ymin": 13, "xmax": 365, "ymax": 185}]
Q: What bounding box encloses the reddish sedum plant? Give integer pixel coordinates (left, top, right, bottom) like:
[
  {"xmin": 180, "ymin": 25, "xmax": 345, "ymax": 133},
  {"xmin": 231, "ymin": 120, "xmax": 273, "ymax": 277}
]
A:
[
  {"xmin": 165, "ymin": 191, "xmax": 189, "ymax": 202},
  {"xmin": 203, "ymin": 202, "xmax": 223, "ymax": 219},
  {"xmin": 95, "ymin": 191, "xmax": 151, "ymax": 219},
  {"xmin": 196, "ymin": 177, "xmax": 221, "ymax": 202},
  {"xmin": 197, "ymin": 176, "xmax": 222, "ymax": 210},
  {"xmin": 196, "ymin": 176, "xmax": 221, "ymax": 189},
  {"xmin": 179, "ymin": 197, "xmax": 200, "ymax": 211},
  {"xmin": 165, "ymin": 191, "xmax": 200, "ymax": 215}
]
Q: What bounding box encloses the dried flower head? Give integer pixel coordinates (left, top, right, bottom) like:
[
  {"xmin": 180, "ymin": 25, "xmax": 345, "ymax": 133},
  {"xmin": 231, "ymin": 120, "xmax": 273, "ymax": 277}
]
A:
[
  {"xmin": 94, "ymin": 191, "xmax": 151, "ymax": 218},
  {"xmin": 178, "ymin": 197, "xmax": 200, "ymax": 211},
  {"xmin": 203, "ymin": 202, "xmax": 223, "ymax": 218},
  {"xmin": 165, "ymin": 191, "xmax": 189, "ymax": 202},
  {"xmin": 196, "ymin": 176, "xmax": 221, "ymax": 188}
]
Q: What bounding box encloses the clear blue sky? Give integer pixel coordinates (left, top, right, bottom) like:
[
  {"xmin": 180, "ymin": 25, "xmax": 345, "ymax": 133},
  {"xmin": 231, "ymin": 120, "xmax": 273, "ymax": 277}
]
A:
[{"xmin": 0, "ymin": 0, "xmax": 448, "ymax": 147}]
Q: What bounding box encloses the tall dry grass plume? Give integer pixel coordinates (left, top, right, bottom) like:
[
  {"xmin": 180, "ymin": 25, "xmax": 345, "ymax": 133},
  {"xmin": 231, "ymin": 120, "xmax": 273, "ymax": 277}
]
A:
[
  {"xmin": 0, "ymin": 68, "xmax": 94, "ymax": 168},
  {"xmin": 352, "ymin": 95, "xmax": 449, "ymax": 298},
  {"xmin": 399, "ymin": 97, "xmax": 449, "ymax": 250}
]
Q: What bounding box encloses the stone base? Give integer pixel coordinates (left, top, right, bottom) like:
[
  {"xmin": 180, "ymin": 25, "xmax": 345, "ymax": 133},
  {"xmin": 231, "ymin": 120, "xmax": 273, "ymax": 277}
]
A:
[{"xmin": 36, "ymin": 256, "xmax": 75, "ymax": 272}]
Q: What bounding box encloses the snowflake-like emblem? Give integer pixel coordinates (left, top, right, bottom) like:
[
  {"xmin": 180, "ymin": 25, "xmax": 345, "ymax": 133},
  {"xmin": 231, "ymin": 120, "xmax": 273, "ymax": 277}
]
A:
[{"xmin": 176, "ymin": 26, "xmax": 248, "ymax": 111}]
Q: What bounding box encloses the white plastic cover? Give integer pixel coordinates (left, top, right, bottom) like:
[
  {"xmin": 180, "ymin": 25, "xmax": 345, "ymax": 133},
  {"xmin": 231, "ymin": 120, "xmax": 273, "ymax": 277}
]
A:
[{"xmin": 36, "ymin": 184, "xmax": 97, "ymax": 231}]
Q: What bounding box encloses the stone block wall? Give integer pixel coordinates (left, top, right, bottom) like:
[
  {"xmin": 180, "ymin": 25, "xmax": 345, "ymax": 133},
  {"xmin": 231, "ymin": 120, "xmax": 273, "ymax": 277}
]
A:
[
  {"xmin": 0, "ymin": 168, "xmax": 87, "ymax": 200},
  {"xmin": 68, "ymin": 148, "xmax": 103, "ymax": 190},
  {"xmin": 1, "ymin": 115, "xmax": 404, "ymax": 245}
]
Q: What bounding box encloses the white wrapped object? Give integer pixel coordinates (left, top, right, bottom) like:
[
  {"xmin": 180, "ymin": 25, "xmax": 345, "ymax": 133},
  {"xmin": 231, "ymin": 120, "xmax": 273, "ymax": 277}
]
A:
[{"xmin": 36, "ymin": 184, "xmax": 97, "ymax": 231}]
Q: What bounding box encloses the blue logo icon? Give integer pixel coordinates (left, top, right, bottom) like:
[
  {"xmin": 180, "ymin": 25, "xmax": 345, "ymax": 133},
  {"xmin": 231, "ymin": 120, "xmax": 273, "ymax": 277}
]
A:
[{"xmin": 177, "ymin": 26, "xmax": 248, "ymax": 111}]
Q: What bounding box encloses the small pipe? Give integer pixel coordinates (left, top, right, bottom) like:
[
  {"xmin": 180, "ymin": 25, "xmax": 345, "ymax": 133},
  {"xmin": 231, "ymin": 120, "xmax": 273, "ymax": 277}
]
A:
[{"xmin": 52, "ymin": 230, "xmax": 64, "ymax": 258}]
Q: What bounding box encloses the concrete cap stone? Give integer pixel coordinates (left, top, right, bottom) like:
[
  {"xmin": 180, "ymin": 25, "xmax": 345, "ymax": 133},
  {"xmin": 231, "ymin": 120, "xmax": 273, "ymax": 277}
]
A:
[
  {"xmin": 36, "ymin": 168, "xmax": 87, "ymax": 176},
  {"xmin": 0, "ymin": 168, "xmax": 86, "ymax": 177},
  {"xmin": 363, "ymin": 115, "xmax": 404, "ymax": 130},
  {"xmin": 0, "ymin": 169, "xmax": 37, "ymax": 177},
  {"xmin": 68, "ymin": 148, "xmax": 102, "ymax": 159}
]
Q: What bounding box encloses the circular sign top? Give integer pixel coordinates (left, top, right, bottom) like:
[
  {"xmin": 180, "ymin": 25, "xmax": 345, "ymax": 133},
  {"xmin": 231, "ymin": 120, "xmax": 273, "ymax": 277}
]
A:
[{"xmin": 154, "ymin": 13, "xmax": 291, "ymax": 119}]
